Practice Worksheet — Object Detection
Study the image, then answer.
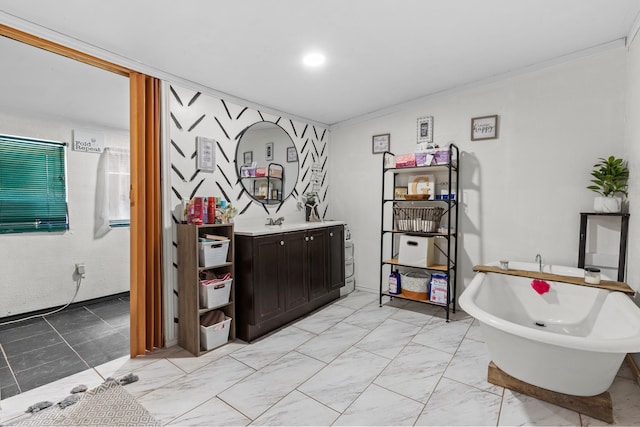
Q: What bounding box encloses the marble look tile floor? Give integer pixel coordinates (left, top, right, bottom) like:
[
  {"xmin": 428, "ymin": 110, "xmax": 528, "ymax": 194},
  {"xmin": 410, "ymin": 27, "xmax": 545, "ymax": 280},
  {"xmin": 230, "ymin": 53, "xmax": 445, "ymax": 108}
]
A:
[{"xmin": 1, "ymin": 290, "xmax": 639, "ymax": 426}]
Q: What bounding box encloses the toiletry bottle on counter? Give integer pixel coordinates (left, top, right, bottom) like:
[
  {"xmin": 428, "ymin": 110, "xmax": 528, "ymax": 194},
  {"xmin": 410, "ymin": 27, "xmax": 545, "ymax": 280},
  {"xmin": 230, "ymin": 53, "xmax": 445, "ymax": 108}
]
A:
[{"xmin": 388, "ymin": 271, "xmax": 401, "ymax": 295}]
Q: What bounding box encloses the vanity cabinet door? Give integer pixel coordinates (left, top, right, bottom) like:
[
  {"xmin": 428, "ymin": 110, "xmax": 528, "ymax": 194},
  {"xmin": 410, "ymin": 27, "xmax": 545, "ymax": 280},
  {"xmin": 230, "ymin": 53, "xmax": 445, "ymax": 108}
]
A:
[
  {"xmin": 308, "ymin": 228, "xmax": 328, "ymax": 301},
  {"xmin": 328, "ymin": 225, "xmax": 345, "ymax": 291},
  {"xmin": 282, "ymin": 230, "xmax": 309, "ymax": 310},
  {"xmin": 253, "ymin": 233, "xmax": 286, "ymax": 323}
]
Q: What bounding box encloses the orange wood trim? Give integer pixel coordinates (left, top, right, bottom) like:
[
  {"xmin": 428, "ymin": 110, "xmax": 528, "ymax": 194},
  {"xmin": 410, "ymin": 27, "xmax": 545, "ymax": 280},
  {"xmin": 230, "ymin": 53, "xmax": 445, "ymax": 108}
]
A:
[
  {"xmin": 0, "ymin": 23, "xmax": 131, "ymax": 77},
  {"xmin": 130, "ymin": 72, "xmax": 147, "ymax": 357}
]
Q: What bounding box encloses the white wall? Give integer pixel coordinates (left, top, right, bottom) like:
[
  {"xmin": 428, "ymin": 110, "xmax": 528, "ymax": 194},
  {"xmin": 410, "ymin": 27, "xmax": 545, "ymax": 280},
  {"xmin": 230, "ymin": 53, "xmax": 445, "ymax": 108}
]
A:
[
  {"xmin": 329, "ymin": 47, "xmax": 628, "ymax": 295},
  {"xmin": 0, "ymin": 113, "xmax": 130, "ymax": 317},
  {"xmin": 625, "ymin": 32, "xmax": 640, "ymax": 292}
]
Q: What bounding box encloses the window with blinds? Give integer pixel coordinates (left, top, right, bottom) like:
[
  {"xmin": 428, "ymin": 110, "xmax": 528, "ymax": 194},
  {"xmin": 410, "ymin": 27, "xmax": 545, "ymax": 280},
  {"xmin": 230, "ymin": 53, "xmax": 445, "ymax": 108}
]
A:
[{"xmin": 0, "ymin": 134, "xmax": 69, "ymax": 233}]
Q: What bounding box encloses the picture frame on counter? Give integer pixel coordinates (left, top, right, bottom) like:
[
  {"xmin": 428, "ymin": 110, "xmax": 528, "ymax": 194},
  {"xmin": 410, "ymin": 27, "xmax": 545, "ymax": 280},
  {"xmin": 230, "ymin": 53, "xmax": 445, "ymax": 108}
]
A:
[
  {"xmin": 372, "ymin": 133, "xmax": 390, "ymax": 154},
  {"xmin": 471, "ymin": 115, "xmax": 499, "ymax": 141},
  {"xmin": 394, "ymin": 186, "xmax": 408, "ymax": 200},
  {"xmin": 417, "ymin": 116, "xmax": 434, "ymax": 144}
]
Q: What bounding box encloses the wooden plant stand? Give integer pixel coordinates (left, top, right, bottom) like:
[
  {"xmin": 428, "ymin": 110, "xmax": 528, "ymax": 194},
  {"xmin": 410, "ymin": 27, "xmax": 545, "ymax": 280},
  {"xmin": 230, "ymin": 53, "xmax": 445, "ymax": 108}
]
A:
[{"xmin": 487, "ymin": 361, "xmax": 613, "ymax": 424}]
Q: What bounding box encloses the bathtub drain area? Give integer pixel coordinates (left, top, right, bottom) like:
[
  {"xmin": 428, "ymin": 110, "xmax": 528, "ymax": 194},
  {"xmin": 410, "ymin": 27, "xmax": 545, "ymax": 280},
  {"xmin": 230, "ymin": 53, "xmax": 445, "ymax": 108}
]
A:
[{"xmin": 534, "ymin": 321, "xmax": 546, "ymax": 327}]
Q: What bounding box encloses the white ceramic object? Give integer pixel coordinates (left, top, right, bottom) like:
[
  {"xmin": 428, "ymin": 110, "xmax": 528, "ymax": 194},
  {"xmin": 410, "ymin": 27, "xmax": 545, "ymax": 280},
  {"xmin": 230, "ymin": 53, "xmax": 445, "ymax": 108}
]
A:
[
  {"xmin": 593, "ymin": 196, "xmax": 622, "ymax": 213},
  {"xmin": 459, "ymin": 261, "xmax": 640, "ymax": 396}
]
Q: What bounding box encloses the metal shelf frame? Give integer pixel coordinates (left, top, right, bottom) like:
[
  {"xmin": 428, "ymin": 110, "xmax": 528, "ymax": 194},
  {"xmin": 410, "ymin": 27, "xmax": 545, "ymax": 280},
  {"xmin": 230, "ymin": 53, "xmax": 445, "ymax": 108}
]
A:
[{"xmin": 379, "ymin": 144, "xmax": 460, "ymax": 321}]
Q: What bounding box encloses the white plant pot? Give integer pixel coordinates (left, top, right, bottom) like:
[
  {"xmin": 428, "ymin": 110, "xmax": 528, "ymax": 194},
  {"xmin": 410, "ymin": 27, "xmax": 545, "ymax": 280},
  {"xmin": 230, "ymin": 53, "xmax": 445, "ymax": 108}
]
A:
[{"xmin": 593, "ymin": 196, "xmax": 622, "ymax": 213}]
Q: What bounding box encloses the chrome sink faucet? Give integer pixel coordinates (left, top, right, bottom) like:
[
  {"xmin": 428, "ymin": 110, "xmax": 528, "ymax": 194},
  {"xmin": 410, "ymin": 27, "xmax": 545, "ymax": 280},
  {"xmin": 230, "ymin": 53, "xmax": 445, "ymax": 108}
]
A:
[
  {"xmin": 266, "ymin": 217, "xmax": 285, "ymax": 226},
  {"xmin": 535, "ymin": 254, "xmax": 542, "ymax": 273}
]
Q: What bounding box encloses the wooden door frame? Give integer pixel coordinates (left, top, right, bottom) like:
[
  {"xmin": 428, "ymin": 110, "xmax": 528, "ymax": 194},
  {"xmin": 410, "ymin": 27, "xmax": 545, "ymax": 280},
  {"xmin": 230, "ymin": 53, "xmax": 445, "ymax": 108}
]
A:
[{"xmin": 0, "ymin": 24, "xmax": 158, "ymax": 357}]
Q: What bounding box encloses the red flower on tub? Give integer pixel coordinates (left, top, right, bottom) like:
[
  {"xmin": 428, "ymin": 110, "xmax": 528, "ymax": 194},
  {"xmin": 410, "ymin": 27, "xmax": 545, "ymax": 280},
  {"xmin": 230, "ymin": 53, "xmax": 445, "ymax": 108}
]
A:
[{"xmin": 531, "ymin": 279, "xmax": 550, "ymax": 295}]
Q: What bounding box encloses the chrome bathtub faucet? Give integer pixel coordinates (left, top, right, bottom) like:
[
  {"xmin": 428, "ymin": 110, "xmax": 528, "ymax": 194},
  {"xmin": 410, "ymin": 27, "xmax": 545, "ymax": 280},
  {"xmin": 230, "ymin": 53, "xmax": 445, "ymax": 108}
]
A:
[{"xmin": 535, "ymin": 254, "xmax": 542, "ymax": 273}]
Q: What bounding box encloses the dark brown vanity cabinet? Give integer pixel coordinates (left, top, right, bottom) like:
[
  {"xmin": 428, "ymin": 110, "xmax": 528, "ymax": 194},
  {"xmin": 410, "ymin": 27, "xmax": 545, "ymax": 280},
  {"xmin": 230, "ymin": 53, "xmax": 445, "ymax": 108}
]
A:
[{"xmin": 235, "ymin": 224, "xmax": 345, "ymax": 342}]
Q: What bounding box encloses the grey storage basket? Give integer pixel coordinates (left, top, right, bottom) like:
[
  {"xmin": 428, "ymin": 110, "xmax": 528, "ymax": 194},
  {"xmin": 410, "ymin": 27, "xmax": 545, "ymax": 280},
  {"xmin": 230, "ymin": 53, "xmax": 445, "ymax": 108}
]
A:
[{"xmin": 393, "ymin": 206, "xmax": 444, "ymax": 233}]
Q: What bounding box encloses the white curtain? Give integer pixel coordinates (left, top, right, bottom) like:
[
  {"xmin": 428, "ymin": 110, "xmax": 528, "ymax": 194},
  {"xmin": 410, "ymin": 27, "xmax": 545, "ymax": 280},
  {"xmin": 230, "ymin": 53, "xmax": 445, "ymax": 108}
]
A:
[{"xmin": 95, "ymin": 147, "xmax": 130, "ymax": 238}]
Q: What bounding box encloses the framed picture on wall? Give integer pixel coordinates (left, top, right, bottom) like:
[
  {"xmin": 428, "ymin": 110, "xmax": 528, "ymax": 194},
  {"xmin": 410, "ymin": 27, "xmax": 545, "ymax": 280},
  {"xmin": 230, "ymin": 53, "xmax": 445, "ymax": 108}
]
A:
[
  {"xmin": 196, "ymin": 136, "xmax": 215, "ymax": 172},
  {"xmin": 372, "ymin": 133, "xmax": 390, "ymax": 154},
  {"xmin": 471, "ymin": 115, "xmax": 499, "ymax": 140},
  {"xmin": 265, "ymin": 142, "xmax": 274, "ymax": 161},
  {"xmin": 287, "ymin": 146, "xmax": 298, "ymax": 162},
  {"xmin": 417, "ymin": 116, "xmax": 434, "ymax": 144},
  {"xmin": 243, "ymin": 151, "xmax": 253, "ymax": 164}
]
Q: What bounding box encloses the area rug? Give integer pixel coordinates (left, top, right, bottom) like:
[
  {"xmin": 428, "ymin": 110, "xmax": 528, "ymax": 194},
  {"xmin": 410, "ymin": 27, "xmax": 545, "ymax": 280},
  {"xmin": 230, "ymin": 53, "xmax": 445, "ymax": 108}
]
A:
[{"xmin": 16, "ymin": 380, "xmax": 160, "ymax": 426}]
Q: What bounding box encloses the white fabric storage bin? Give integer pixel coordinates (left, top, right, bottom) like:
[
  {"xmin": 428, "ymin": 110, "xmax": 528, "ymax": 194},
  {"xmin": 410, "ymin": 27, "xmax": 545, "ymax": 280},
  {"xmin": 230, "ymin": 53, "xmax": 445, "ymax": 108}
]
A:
[
  {"xmin": 199, "ymin": 278, "xmax": 232, "ymax": 309},
  {"xmin": 200, "ymin": 316, "xmax": 232, "ymax": 350},
  {"xmin": 198, "ymin": 239, "xmax": 230, "ymax": 267},
  {"xmin": 345, "ymin": 259, "xmax": 355, "ymax": 278},
  {"xmin": 397, "ymin": 235, "xmax": 434, "ymax": 267}
]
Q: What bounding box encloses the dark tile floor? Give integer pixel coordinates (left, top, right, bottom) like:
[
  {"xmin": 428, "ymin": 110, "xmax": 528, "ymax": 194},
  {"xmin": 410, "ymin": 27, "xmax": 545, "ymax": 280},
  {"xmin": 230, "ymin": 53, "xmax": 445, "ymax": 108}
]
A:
[{"xmin": 0, "ymin": 295, "xmax": 129, "ymax": 399}]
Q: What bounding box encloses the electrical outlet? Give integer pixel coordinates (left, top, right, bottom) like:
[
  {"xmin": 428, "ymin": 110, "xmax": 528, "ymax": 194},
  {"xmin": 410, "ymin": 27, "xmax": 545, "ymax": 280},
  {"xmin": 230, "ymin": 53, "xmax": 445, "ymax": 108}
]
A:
[{"xmin": 75, "ymin": 263, "xmax": 86, "ymax": 275}]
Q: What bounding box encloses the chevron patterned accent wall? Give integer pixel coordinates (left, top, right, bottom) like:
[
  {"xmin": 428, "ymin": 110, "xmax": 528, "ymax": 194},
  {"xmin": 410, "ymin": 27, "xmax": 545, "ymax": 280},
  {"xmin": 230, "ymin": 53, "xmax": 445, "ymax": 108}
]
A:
[{"xmin": 168, "ymin": 84, "xmax": 330, "ymax": 338}]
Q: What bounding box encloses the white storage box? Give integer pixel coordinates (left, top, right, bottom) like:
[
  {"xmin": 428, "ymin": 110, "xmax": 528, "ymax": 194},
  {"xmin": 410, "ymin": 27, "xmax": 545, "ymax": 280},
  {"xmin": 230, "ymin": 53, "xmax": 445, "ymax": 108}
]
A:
[
  {"xmin": 397, "ymin": 235, "xmax": 434, "ymax": 267},
  {"xmin": 345, "ymin": 259, "xmax": 355, "ymax": 278},
  {"xmin": 200, "ymin": 316, "xmax": 232, "ymax": 350},
  {"xmin": 198, "ymin": 239, "xmax": 230, "ymax": 267},
  {"xmin": 199, "ymin": 278, "xmax": 232, "ymax": 309}
]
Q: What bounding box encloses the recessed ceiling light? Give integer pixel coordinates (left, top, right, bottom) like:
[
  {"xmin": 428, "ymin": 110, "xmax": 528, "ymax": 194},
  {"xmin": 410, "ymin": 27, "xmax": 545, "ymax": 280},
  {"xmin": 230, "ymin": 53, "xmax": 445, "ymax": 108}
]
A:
[{"xmin": 302, "ymin": 52, "xmax": 326, "ymax": 67}]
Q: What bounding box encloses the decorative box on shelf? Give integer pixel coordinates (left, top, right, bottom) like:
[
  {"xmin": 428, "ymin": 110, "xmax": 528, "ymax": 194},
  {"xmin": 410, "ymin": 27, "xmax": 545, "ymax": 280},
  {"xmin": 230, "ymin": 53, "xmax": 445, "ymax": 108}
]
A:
[{"xmin": 398, "ymin": 235, "xmax": 435, "ymax": 267}]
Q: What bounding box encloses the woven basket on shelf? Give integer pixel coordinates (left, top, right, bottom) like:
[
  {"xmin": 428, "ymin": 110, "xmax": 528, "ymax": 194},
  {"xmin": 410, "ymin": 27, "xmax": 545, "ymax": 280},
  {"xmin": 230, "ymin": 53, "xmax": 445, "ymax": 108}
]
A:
[{"xmin": 393, "ymin": 206, "xmax": 444, "ymax": 233}]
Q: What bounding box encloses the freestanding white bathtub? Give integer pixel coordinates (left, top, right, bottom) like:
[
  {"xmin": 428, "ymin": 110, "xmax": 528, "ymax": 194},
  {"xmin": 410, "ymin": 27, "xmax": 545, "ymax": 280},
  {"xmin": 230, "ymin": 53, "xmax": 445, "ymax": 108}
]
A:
[{"xmin": 459, "ymin": 261, "xmax": 640, "ymax": 396}]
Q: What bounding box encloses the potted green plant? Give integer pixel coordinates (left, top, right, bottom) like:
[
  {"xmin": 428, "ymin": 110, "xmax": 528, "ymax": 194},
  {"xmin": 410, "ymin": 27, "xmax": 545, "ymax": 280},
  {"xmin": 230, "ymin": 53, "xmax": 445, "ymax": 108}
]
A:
[{"xmin": 587, "ymin": 155, "xmax": 629, "ymax": 213}]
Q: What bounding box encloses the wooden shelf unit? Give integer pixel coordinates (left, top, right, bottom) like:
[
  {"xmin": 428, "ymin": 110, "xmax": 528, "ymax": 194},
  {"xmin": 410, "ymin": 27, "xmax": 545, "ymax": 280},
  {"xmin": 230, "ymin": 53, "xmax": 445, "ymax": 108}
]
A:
[{"xmin": 177, "ymin": 223, "xmax": 235, "ymax": 356}]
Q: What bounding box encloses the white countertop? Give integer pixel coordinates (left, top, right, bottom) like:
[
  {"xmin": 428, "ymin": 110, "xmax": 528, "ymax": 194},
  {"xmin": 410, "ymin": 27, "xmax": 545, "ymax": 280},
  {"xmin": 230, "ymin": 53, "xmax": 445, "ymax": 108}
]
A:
[{"xmin": 234, "ymin": 220, "xmax": 345, "ymax": 236}]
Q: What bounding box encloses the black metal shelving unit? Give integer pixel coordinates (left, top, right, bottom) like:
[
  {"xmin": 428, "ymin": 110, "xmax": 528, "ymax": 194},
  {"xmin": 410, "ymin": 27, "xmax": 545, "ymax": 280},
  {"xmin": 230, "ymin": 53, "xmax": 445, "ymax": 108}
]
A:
[
  {"xmin": 379, "ymin": 144, "xmax": 460, "ymax": 321},
  {"xmin": 577, "ymin": 212, "xmax": 629, "ymax": 282}
]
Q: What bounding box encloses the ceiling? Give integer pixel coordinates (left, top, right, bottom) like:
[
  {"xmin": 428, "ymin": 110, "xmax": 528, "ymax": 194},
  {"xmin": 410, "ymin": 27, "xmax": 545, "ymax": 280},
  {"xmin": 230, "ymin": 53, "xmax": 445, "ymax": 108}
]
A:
[{"xmin": 1, "ymin": 0, "xmax": 640, "ymax": 128}]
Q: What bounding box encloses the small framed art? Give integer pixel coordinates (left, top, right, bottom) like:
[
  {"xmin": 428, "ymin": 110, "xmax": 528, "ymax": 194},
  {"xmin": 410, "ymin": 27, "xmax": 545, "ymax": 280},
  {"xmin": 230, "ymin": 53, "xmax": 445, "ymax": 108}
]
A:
[
  {"xmin": 417, "ymin": 116, "xmax": 434, "ymax": 144},
  {"xmin": 243, "ymin": 151, "xmax": 253, "ymax": 164},
  {"xmin": 471, "ymin": 115, "xmax": 499, "ymax": 141},
  {"xmin": 265, "ymin": 142, "xmax": 274, "ymax": 161},
  {"xmin": 287, "ymin": 146, "xmax": 298, "ymax": 162},
  {"xmin": 196, "ymin": 136, "xmax": 216, "ymax": 172},
  {"xmin": 372, "ymin": 133, "xmax": 390, "ymax": 154}
]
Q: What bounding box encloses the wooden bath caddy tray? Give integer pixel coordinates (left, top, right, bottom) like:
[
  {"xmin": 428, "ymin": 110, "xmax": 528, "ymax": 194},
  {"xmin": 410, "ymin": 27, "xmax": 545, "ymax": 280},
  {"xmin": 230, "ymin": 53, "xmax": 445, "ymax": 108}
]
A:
[{"xmin": 472, "ymin": 265, "xmax": 635, "ymax": 295}]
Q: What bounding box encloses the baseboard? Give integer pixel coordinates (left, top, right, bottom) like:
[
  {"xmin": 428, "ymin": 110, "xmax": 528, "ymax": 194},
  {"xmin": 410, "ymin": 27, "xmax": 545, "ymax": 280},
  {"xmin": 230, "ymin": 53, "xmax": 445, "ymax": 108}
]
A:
[{"xmin": 0, "ymin": 291, "xmax": 130, "ymax": 324}]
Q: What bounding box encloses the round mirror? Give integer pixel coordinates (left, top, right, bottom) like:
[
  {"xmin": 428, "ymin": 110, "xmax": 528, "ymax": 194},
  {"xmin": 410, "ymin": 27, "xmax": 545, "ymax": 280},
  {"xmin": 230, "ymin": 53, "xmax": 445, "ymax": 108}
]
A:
[{"xmin": 236, "ymin": 122, "xmax": 299, "ymax": 205}]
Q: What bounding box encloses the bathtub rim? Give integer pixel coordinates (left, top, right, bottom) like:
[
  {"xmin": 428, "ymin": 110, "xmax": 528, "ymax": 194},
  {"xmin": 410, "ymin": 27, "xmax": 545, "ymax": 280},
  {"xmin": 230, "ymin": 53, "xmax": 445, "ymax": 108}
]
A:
[{"xmin": 459, "ymin": 269, "xmax": 640, "ymax": 353}]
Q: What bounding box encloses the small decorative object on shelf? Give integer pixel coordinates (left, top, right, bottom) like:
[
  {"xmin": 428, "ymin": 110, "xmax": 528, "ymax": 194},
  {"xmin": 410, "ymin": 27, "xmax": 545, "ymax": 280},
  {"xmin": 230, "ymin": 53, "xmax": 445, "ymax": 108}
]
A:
[{"xmin": 379, "ymin": 144, "xmax": 460, "ymax": 321}]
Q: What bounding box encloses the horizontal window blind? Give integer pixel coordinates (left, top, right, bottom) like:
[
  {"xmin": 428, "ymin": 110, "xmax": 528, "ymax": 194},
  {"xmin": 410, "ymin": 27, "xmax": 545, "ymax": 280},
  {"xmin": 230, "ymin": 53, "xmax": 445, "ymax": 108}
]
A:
[{"xmin": 0, "ymin": 134, "xmax": 69, "ymax": 233}]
